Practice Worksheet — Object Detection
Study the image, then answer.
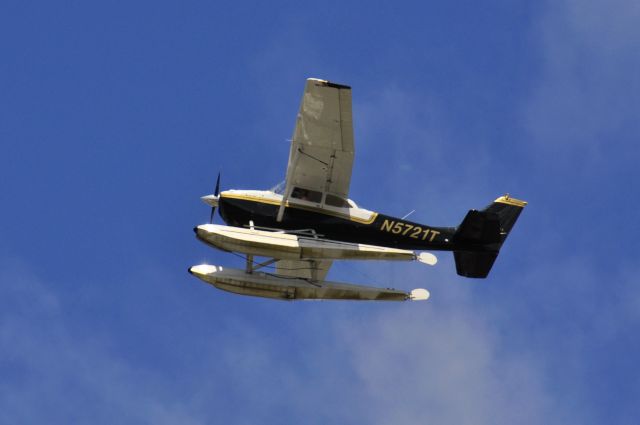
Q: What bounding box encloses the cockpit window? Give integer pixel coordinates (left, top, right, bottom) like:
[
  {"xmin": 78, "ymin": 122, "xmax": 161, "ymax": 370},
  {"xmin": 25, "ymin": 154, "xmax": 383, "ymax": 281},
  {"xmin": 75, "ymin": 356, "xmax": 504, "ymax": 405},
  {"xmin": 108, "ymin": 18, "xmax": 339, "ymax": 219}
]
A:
[
  {"xmin": 325, "ymin": 194, "xmax": 350, "ymax": 208},
  {"xmin": 291, "ymin": 187, "xmax": 322, "ymax": 203}
]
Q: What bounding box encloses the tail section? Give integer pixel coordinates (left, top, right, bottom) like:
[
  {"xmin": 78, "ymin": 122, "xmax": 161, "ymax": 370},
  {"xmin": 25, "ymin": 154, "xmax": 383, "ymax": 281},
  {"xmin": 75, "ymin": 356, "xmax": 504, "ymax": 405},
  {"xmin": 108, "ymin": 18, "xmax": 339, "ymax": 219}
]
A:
[
  {"xmin": 453, "ymin": 195, "xmax": 527, "ymax": 278},
  {"xmin": 482, "ymin": 195, "xmax": 527, "ymax": 242}
]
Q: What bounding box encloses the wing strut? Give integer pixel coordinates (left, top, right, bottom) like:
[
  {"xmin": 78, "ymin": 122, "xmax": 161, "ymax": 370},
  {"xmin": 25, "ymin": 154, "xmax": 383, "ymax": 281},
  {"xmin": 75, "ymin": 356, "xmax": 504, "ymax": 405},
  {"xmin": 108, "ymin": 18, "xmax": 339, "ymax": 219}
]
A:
[{"xmin": 276, "ymin": 145, "xmax": 301, "ymax": 222}]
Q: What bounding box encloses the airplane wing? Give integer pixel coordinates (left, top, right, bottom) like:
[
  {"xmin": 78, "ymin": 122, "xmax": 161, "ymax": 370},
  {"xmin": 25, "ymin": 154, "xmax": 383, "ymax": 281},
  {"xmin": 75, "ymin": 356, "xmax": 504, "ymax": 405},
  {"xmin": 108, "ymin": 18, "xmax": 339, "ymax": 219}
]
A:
[
  {"xmin": 283, "ymin": 78, "xmax": 354, "ymax": 201},
  {"xmin": 276, "ymin": 259, "xmax": 332, "ymax": 282},
  {"xmin": 274, "ymin": 78, "xmax": 354, "ymax": 274}
]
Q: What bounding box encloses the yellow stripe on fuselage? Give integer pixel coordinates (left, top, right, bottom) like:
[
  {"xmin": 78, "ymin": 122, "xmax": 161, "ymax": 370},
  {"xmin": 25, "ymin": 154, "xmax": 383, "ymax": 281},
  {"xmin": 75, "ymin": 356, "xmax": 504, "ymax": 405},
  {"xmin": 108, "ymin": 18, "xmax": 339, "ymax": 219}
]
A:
[{"xmin": 220, "ymin": 193, "xmax": 379, "ymax": 225}]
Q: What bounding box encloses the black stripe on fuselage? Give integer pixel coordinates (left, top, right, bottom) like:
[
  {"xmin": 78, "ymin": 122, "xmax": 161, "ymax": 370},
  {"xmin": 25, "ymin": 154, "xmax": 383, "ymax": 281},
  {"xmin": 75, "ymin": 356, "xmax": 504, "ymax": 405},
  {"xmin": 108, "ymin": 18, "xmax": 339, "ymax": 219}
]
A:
[{"xmin": 219, "ymin": 196, "xmax": 456, "ymax": 251}]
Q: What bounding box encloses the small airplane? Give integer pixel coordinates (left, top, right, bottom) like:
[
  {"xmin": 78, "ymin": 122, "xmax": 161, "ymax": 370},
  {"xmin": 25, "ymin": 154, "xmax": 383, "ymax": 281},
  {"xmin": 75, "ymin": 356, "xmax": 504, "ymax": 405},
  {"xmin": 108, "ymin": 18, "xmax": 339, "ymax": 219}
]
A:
[{"xmin": 189, "ymin": 78, "xmax": 526, "ymax": 302}]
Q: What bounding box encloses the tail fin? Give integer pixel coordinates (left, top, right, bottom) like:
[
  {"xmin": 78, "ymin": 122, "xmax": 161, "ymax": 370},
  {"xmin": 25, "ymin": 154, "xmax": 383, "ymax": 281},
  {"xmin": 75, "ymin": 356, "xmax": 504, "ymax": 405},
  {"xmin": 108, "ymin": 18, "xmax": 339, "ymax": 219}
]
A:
[
  {"xmin": 482, "ymin": 195, "xmax": 527, "ymax": 242},
  {"xmin": 453, "ymin": 195, "xmax": 527, "ymax": 278}
]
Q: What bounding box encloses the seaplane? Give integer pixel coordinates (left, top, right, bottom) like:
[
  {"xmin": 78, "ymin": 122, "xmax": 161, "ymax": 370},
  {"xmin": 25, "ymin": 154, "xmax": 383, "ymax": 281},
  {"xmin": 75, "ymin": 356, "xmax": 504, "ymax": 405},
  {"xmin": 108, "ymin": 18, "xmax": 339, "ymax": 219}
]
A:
[{"xmin": 189, "ymin": 78, "xmax": 527, "ymax": 301}]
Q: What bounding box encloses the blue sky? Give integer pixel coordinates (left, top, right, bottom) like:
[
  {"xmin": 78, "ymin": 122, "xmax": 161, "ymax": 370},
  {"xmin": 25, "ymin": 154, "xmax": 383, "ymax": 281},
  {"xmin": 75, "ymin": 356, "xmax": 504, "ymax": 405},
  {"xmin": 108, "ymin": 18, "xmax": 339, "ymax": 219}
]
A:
[{"xmin": 1, "ymin": 0, "xmax": 639, "ymax": 423}]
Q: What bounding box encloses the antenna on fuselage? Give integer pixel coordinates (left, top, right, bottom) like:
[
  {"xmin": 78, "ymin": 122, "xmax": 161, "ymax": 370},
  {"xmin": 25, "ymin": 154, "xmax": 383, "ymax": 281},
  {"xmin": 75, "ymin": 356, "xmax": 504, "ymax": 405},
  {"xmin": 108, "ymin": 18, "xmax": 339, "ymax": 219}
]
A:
[{"xmin": 401, "ymin": 209, "xmax": 416, "ymax": 220}]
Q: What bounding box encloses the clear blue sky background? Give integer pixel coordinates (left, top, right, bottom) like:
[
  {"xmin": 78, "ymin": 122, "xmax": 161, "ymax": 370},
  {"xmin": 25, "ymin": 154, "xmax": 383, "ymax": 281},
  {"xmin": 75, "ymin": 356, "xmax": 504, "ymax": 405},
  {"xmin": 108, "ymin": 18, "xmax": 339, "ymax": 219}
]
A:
[{"xmin": 2, "ymin": 1, "xmax": 639, "ymax": 424}]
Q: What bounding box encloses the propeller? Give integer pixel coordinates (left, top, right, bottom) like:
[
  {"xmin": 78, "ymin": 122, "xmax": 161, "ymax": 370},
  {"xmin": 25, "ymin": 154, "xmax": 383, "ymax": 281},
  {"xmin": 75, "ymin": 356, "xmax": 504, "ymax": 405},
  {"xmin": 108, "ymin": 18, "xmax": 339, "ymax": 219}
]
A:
[{"xmin": 209, "ymin": 172, "xmax": 221, "ymax": 223}]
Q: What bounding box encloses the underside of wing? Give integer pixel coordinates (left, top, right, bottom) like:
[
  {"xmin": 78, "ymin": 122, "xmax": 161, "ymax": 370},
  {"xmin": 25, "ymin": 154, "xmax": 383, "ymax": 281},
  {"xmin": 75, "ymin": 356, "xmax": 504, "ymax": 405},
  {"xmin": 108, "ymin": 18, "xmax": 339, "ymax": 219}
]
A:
[
  {"xmin": 276, "ymin": 259, "xmax": 333, "ymax": 282},
  {"xmin": 284, "ymin": 78, "xmax": 354, "ymax": 199}
]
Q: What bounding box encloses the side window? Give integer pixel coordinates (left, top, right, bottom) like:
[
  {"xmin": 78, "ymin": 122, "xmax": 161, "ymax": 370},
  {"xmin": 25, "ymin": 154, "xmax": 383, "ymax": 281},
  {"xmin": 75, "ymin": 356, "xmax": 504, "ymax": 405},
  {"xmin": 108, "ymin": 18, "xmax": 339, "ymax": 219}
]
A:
[
  {"xmin": 325, "ymin": 194, "xmax": 350, "ymax": 208},
  {"xmin": 291, "ymin": 187, "xmax": 322, "ymax": 203}
]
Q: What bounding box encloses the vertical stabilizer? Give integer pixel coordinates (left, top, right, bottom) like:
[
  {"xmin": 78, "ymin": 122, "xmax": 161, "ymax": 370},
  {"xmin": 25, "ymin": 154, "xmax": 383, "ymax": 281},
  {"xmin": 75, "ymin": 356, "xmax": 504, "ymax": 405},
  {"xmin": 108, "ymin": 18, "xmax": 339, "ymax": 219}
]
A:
[
  {"xmin": 453, "ymin": 195, "xmax": 527, "ymax": 278},
  {"xmin": 483, "ymin": 195, "xmax": 527, "ymax": 243}
]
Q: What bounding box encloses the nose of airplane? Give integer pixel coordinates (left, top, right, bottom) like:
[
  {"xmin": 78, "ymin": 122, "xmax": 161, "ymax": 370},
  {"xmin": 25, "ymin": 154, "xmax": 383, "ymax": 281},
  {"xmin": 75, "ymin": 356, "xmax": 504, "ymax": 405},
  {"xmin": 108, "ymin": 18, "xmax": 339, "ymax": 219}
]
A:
[{"xmin": 201, "ymin": 194, "xmax": 219, "ymax": 207}]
